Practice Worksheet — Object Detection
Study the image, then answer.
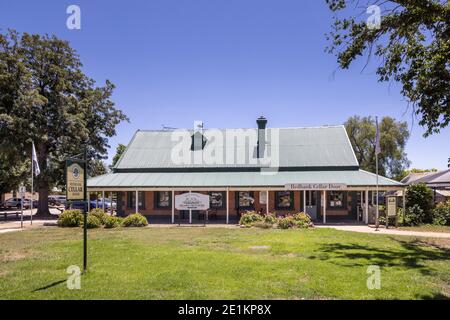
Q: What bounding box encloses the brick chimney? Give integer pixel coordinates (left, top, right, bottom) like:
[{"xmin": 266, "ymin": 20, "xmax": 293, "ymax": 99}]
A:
[{"xmin": 256, "ymin": 116, "xmax": 267, "ymax": 158}]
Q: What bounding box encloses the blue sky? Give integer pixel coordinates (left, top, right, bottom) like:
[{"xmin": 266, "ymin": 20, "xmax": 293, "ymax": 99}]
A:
[{"xmin": 1, "ymin": 0, "xmax": 448, "ymax": 169}]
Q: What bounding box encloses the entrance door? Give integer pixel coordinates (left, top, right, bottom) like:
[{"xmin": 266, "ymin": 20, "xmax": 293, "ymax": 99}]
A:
[{"xmin": 305, "ymin": 191, "xmax": 318, "ymax": 220}]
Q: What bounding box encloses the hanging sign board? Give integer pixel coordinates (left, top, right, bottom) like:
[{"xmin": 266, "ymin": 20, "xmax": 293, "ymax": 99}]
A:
[
  {"xmin": 285, "ymin": 183, "xmax": 347, "ymax": 190},
  {"xmin": 386, "ymin": 196, "xmax": 397, "ymax": 217},
  {"xmin": 66, "ymin": 159, "xmax": 86, "ymax": 200},
  {"xmin": 175, "ymin": 193, "xmax": 210, "ymax": 210},
  {"xmin": 259, "ymin": 191, "xmax": 268, "ymax": 205}
]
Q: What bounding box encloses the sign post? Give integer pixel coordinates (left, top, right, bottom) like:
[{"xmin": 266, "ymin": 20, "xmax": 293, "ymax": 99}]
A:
[
  {"xmin": 19, "ymin": 186, "xmax": 26, "ymax": 228},
  {"xmin": 66, "ymin": 158, "xmax": 87, "ymax": 272},
  {"xmin": 386, "ymin": 196, "xmax": 397, "ymax": 229}
]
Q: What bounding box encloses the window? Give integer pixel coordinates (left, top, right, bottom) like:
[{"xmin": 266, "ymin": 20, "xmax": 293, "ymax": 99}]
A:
[
  {"xmin": 275, "ymin": 191, "xmax": 294, "ymax": 210},
  {"xmin": 329, "ymin": 191, "xmax": 345, "ymax": 208},
  {"xmin": 127, "ymin": 191, "xmax": 145, "ymax": 209},
  {"xmin": 237, "ymin": 191, "xmax": 254, "ymax": 209},
  {"xmin": 155, "ymin": 191, "xmax": 171, "ymax": 209},
  {"xmin": 209, "ymin": 192, "xmax": 225, "ymax": 209}
]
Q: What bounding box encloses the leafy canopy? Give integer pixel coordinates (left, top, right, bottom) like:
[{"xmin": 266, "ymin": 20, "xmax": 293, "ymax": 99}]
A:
[
  {"xmin": 326, "ymin": 0, "xmax": 450, "ymax": 136},
  {"xmin": 0, "ymin": 30, "xmax": 128, "ymax": 211},
  {"xmin": 344, "ymin": 115, "xmax": 410, "ymax": 179}
]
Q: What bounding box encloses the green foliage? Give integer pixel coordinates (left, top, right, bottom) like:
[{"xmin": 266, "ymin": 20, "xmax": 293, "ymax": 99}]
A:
[
  {"xmin": 239, "ymin": 211, "xmax": 264, "ymax": 227},
  {"xmin": 344, "ymin": 115, "xmax": 410, "ymax": 179},
  {"xmin": 432, "ymin": 201, "xmax": 450, "ymax": 226},
  {"xmin": 326, "ymin": 1, "xmax": 450, "ymax": 136},
  {"xmin": 111, "ymin": 144, "xmax": 127, "ymax": 169},
  {"xmin": 0, "ymin": 30, "xmax": 128, "ymax": 215},
  {"xmin": 122, "ymin": 213, "xmax": 148, "ymax": 227},
  {"xmin": 404, "ymin": 204, "xmax": 425, "ymax": 226},
  {"xmin": 263, "ymin": 213, "xmax": 277, "ymax": 225},
  {"xmin": 104, "ymin": 216, "xmax": 123, "ymax": 229},
  {"xmin": 292, "ymin": 212, "xmax": 314, "ymax": 228},
  {"xmin": 277, "ymin": 216, "xmax": 296, "ymax": 229},
  {"xmin": 89, "ymin": 160, "xmax": 108, "ymax": 177},
  {"xmin": 277, "ymin": 213, "xmax": 314, "ymax": 229},
  {"xmin": 57, "ymin": 210, "xmax": 83, "ymax": 227},
  {"xmin": 253, "ymin": 221, "xmax": 274, "ymax": 229},
  {"xmin": 85, "ymin": 215, "xmax": 102, "ymax": 229},
  {"xmin": 89, "ymin": 208, "xmax": 108, "ymax": 225},
  {"xmin": 406, "ymin": 183, "xmax": 434, "ymax": 223}
]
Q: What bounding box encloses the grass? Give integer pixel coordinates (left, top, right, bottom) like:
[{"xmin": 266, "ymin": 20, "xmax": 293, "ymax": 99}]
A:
[
  {"xmin": 0, "ymin": 226, "xmax": 449, "ymax": 300},
  {"xmin": 398, "ymin": 225, "xmax": 450, "ymax": 233}
]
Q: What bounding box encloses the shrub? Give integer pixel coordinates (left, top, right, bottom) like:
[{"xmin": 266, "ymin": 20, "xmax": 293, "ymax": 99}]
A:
[
  {"xmin": 122, "ymin": 213, "xmax": 148, "ymax": 227},
  {"xmin": 104, "ymin": 216, "xmax": 123, "ymax": 229},
  {"xmin": 239, "ymin": 211, "xmax": 263, "ymax": 227},
  {"xmin": 406, "ymin": 183, "xmax": 434, "ymax": 223},
  {"xmin": 263, "ymin": 213, "xmax": 277, "ymax": 225},
  {"xmin": 277, "ymin": 216, "xmax": 296, "ymax": 229},
  {"xmin": 253, "ymin": 221, "xmax": 273, "ymax": 229},
  {"xmin": 432, "ymin": 201, "xmax": 450, "ymax": 226},
  {"xmin": 404, "ymin": 204, "xmax": 425, "ymax": 226},
  {"xmin": 84, "ymin": 215, "xmax": 102, "ymax": 229},
  {"xmin": 57, "ymin": 210, "xmax": 83, "ymax": 227},
  {"xmin": 89, "ymin": 208, "xmax": 108, "ymax": 225},
  {"xmin": 292, "ymin": 212, "xmax": 313, "ymax": 228}
]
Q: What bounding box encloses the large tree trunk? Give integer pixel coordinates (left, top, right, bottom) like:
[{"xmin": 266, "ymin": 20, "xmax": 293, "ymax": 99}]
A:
[{"xmin": 36, "ymin": 185, "xmax": 52, "ymax": 217}]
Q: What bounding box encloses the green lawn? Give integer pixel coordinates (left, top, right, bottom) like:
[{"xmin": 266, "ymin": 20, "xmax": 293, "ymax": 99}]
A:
[{"xmin": 0, "ymin": 226, "xmax": 449, "ymax": 300}]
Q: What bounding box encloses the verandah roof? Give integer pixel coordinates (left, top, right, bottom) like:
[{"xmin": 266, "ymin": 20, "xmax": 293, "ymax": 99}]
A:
[{"xmin": 87, "ymin": 170, "xmax": 403, "ymax": 189}]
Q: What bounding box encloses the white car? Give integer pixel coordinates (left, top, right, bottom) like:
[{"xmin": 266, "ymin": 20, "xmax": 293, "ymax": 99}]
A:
[{"xmin": 3, "ymin": 198, "xmax": 34, "ymax": 209}]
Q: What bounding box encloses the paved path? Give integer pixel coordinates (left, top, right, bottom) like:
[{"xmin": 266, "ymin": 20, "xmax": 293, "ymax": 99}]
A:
[
  {"xmin": 316, "ymin": 224, "xmax": 450, "ymax": 239},
  {"xmin": 0, "ymin": 208, "xmax": 59, "ymax": 234}
]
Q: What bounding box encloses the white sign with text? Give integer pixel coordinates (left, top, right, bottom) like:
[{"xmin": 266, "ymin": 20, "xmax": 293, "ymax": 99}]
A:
[{"xmin": 175, "ymin": 193, "xmax": 210, "ymax": 211}]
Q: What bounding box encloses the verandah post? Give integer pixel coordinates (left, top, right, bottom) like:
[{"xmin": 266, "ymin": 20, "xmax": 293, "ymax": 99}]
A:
[
  {"xmin": 322, "ymin": 190, "xmax": 326, "ymax": 224},
  {"xmin": 303, "ymin": 190, "xmax": 306, "ymax": 213},
  {"xmin": 135, "ymin": 190, "xmax": 138, "ymax": 214},
  {"xmin": 171, "ymin": 190, "xmax": 175, "ymax": 224},
  {"xmin": 226, "ymin": 188, "xmax": 229, "ymax": 224}
]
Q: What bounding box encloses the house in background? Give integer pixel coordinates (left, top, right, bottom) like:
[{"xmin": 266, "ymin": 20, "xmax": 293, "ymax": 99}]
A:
[
  {"xmin": 401, "ymin": 169, "xmax": 450, "ymax": 203},
  {"xmin": 87, "ymin": 117, "xmax": 404, "ymax": 224}
]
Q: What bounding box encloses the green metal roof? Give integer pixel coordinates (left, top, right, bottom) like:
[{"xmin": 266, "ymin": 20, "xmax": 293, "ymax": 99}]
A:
[
  {"xmin": 114, "ymin": 126, "xmax": 359, "ymax": 170},
  {"xmin": 88, "ymin": 170, "xmax": 402, "ymax": 188}
]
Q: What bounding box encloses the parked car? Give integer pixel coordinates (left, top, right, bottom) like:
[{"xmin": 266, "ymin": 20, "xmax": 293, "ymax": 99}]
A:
[
  {"xmin": 89, "ymin": 199, "xmax": 117, "ymax": 210},
  {"xmin": 64, "ymin": 200, "xmax": 88, "ymax": 211},
  {"xmin": 3, "ymin": 198, "xmax": 37, "ymax": 209},
  {"xmin": 48, "ymin": 195, "xmax": 67, "ymax": 206}
]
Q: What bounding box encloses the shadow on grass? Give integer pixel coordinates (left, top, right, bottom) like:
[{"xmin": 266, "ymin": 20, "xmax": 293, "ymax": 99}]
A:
[
  {"xmin": 416, "ymin": 292, "xmax": 450, "ymax": 300},
  {"xmin": 313, "ymin": 238, "xmax": 450, "ymax": 276},
  {"xmin": 32, "ymin": 279, "xmax": 66, "ymax": 292}
]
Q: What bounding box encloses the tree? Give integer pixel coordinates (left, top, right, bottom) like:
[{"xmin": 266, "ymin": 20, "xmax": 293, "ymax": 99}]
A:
[
  {"xmin": 0, "ymin": 30, "xmax": 128, "ymax": 216},
  {"xmin": 326, "ymin": 0, "xmax": 450, "ymax": 136},
  {"xmin": 344, "ymin": 115, "xmax": 410, "ymax": 179},
  {"xmin": 89, "ymin": 160, "xmax": 108, "ymax": 177},
  {"xmin": 110, "ymin": 143, "xmax": 126, "ymax": 169},
  {"xmin": 405, "ymin": 183, "xmax": 434, "ymax": 223}
]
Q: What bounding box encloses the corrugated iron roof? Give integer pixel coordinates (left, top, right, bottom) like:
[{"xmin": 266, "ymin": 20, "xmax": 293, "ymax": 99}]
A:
[
  {"xmin": 87, "ymin": 169, "xmax": 402, "ymax": 188},
  {"xmin": 114, "ymin": 126, "xmax": 359, "ymax": 170}
]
